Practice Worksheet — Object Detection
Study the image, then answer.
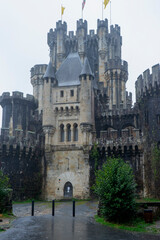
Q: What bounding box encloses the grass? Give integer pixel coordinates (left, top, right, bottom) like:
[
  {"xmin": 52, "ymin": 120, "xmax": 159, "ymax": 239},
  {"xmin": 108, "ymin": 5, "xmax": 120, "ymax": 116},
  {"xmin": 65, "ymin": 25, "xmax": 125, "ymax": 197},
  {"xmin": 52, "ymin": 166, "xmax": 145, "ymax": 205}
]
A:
[
  {"xmin": 13, "ymin": 198, "xmax": 92, "ymax": 205},
  {"xmin": 1, "ymin": 213, "xmax": 14, "ymax": 218},
  {"xmin": 0, "ymin": 212, "xmax": 16, "ymax": 233},
  {"xmin": 12, "ymin": 199, "xmax": 42, "ymax": 204},
  {"xmin": 95, "ymin": 215, "xmax": 154, "ymax": 233}
]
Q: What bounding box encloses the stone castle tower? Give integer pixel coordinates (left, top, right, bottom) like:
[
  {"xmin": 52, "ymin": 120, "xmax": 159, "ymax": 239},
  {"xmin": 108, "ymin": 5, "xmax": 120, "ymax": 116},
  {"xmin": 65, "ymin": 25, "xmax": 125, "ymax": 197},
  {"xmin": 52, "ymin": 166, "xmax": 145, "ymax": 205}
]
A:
[{"xmin": 1, "ymin": 18, "xmax": 159, "ymax": 200}]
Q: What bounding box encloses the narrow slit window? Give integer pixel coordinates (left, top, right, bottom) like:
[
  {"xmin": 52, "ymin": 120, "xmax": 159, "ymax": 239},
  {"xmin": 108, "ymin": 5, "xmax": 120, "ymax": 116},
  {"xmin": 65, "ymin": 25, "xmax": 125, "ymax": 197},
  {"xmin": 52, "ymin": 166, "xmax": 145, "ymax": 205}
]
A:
[
  {"xmin": 73, "ymin": 123, "xmax": 78, "ymax": 141},
  {"xmin": 67, "ymin": 124, "xmax": 71, "ymax": 142},
  {"xmin": 60, "ymin": 124, "xmax": 65, "ymax": 142},
  {"xmin": 70, "ymin": 90, "xmax": 74, "ymax": 97},
  {"xmin": 60, "ymin": 90, "xmax": 64, "ymax": 97}
]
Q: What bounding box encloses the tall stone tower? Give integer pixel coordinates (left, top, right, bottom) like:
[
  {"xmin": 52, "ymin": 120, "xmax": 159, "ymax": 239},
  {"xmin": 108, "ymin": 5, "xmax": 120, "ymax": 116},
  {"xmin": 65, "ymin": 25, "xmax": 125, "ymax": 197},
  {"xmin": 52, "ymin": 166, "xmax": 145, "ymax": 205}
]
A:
[
  {"xmin": 80, "ymin": 57, "xmax": 94, "ymax": 145},
  {"xmin": 76, "ymin": 19, "xmax": 87, "ymax": 63},
  {"xmin": 43, "ymin": 62, "xmax": 56, "ymax": 147},
  {"xmin": 104, "ymin": 25, "xmax": 128, "ymax": 110},
  {"xmin": 97, "ymin": 19, "xmax": 108, "ymax": 84}
]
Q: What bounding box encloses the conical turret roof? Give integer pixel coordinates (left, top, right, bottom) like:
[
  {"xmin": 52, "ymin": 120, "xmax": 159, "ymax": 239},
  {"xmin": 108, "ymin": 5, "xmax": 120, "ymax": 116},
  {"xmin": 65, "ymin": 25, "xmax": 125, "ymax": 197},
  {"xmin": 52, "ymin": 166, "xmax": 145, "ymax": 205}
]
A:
[
  {"xmin": 80, "ymin": 57, "xmax": 94, "ymax": 77},
  {"xmin": 44, "ymin": 61, "xmax": 55, "ymax": 79}
]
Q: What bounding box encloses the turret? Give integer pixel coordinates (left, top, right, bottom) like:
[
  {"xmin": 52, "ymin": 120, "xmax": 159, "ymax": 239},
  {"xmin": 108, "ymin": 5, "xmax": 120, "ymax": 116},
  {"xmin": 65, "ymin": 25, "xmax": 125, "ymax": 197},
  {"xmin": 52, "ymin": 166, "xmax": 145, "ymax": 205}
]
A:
[
  {"xmin": 56, "ymin": 21, "xmax": 67, "ymax": 69},
  {"xmin": 76, "ymin": 19, "xmax": 88, "ymax": 63},
  {"xmin": 79, "ymin": 57, "xmax": 94, "ymax": 145},
  {"xmin": 31, "ymin": 64, "xmax": 47, "ymax": 113},
  {"xmin": 109, "ymin": 25, "xmax": 122, "ymax": 60},
  {"xmin": 0, "ymin": 92, "xmax": 37, "ymax": 142},
  {"xmin": 105, "ymin": 58, "xmax": 128, "ymax": 110},
  {"xmin": 97, "ymin": 19, "xmax": 108, "ymax": 83},
  {"xmin": 43, "ymin": 62, "xmax": 56, "ymax": 146},
  {"xmin": 47, "ymin": 28, "xmax": 56, "ymax": 66}
]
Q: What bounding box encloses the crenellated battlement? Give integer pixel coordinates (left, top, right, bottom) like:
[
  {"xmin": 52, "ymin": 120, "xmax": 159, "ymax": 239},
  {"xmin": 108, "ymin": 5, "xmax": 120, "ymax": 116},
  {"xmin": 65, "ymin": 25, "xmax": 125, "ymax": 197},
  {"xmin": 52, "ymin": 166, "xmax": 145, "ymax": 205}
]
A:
[
  {"xmin": 77, "ymin": 19, "xmax": 87, "ymax": 31},
  {"xmin": 47, "ymin": 28, "xmax": 56, "ymax": 50},
  {"xmin": 0, "ymin": 91, "xmax": 35, "ymax": 103},
  {"xmin": 56, "ymin": 20, "xmax": 67, "ymax": 32},
  {"xmin": 97, "ymin": 19, "xmax": 108, "ymax": 30},
  {"xmin": 105, "ymin": 58, "xmax": 128, "ymax": 72},
  {"xmin": 30, "ymin": 64, "xmax": 47, "ymax": 78},
  {"xmin": 135, "ymin": 64, "xmax": 160, "ymax": 101},
  {"xmin": 89, "ymin": 30, "xmax": 95, "ymax": 37},
  {"xmin": 69, "ymin": 31, "xmax": 75, "ymax": 38},
  {"xmin": 0, "ymin": 124, "xmax": 38, "ymax": 147},
  {"xmin": 94, "ymin": 135, "xmax": 143, "ymax": 150},
  {"xmin": 110, "ymin": 24, "xmax": 121, "ymax": 35}
]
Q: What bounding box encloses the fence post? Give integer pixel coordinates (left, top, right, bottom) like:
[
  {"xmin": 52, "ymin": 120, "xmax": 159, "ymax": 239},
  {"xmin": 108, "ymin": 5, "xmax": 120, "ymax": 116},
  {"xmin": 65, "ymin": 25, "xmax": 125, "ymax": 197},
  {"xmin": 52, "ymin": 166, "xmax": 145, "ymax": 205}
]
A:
[
  {"xmin": 31, "ymin": 200, "xmax": 34, "ymax": 216},
  {"xmin": 52, "ymin": 200, "xmax": 55, "ymax": 216},
  {"xmin": 73, "ymin": 200, "xmax": 75, "ymax": 217}
]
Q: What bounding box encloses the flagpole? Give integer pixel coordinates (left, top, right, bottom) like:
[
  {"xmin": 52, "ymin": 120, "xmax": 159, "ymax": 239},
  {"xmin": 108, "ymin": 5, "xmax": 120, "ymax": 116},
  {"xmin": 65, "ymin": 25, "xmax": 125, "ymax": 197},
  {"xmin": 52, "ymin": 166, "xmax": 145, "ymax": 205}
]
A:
[
  {"xmin": 102, "ymin": 1, "xmax": 103, "ymax": 20},
  {"xmin": 61, "ymin": 4, "xmax": 62, "ymax": 21},
  {"xmin": 110, "ymin": 1, "xmax": 112, "ymax": 26}
]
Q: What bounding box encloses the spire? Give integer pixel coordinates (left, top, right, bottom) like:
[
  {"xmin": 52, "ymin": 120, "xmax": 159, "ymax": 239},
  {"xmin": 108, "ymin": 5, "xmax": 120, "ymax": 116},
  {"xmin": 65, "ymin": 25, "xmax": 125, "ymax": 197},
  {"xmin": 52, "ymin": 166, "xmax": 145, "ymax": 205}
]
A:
[
  {"xmin": 80, "ymin": 57, "xmax": 94, "ymax": 77},
  {"xmin": 43, "ymin": 61, "xmax": 55, "ymax": 79}
]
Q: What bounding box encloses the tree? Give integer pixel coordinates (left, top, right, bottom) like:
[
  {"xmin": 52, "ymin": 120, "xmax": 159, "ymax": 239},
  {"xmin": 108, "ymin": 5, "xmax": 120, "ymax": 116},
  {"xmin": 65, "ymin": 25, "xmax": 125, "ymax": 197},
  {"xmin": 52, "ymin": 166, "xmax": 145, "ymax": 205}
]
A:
[
  {"xmin": 0, "ymin": 170, "xmax": 12, "ymax": 213},
  {"xmin": 93, "ymin": 158, "xmax": 137, "ymax": 223}
]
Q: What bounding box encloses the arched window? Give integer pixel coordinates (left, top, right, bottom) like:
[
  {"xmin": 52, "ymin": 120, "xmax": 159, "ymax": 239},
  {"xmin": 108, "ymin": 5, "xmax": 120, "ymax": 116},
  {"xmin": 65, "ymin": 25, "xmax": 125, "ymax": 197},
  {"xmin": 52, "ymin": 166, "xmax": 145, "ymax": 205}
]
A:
[
  {"xmin": 60, "ymin": 124, "xmax": 64, "ymax": 142},
  {"xmin": 73, "ymin": 123, "xmax": 78, "ymax": 141},
  {"xmin": 67, "ymin": 124, "xmax": 71, "ymax": 142}
]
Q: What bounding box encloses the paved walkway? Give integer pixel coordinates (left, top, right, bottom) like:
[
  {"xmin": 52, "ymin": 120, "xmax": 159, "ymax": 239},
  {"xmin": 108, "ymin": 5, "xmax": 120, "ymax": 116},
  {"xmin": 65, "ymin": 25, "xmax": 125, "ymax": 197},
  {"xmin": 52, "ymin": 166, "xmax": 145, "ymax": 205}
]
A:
[{"xmin": 1, "ymin": 201, "xmax": 160, "ymax": 240}]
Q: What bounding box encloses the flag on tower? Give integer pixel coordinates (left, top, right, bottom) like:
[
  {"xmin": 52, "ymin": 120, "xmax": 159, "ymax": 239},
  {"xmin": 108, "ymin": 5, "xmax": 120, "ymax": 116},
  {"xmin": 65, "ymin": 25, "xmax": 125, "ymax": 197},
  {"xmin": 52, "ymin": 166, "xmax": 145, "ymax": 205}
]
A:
[
  {"xmin": 82, "ymin": 0, "xmax": 86, "ymax": 10},
  {"xmin": 104, "ymin": 0, "xmax": 110, "ymax": 9},
  {"xmin": 61, "ymin": 6, "xmax": 65, "ymax": 16}
]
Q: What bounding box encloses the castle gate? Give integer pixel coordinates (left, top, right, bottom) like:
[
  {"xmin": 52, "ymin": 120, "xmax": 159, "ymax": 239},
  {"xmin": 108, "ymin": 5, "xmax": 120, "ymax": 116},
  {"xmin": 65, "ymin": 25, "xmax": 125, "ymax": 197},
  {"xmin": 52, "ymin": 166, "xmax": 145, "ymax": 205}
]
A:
[{"xmin": 64, "ymin": 182, "xmax": 73, "ymax": 198}]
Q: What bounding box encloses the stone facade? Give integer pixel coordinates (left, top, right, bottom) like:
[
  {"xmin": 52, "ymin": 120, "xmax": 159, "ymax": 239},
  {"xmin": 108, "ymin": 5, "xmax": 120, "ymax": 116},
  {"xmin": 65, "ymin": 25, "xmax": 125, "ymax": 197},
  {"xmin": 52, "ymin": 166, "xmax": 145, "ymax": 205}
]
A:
[{"xmin": 0, "ymin": 18, "xmax": 160, "ymax": 200}]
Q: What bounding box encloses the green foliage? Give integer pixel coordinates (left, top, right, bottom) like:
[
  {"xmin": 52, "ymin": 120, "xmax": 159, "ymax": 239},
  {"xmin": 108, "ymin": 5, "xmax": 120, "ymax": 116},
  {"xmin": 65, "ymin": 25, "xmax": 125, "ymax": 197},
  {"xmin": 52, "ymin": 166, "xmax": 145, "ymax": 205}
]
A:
[
  {"xmin": 95, "ymin": 215, "xmax": 155, "ymax": 233},
  {"xmin": 93, "ymin": 158, "xmax": 137, "ymax": 223},
  {"xmin": 90, "ymin": 143, "xmax": 99, "ymax": 170},
  {"xmin": 0, "ymin": 170, "xmax": 12, "ymax": 213},
  {"xmin": 152, "ymin": 145, "xmax": 160, "ymax": 179}
]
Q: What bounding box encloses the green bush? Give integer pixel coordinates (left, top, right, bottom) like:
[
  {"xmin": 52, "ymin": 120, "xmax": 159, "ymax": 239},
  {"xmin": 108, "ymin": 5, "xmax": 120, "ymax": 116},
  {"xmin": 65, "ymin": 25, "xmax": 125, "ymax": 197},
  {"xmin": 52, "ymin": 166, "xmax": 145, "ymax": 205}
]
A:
[
  {"xmin": 93, "ymin": 158, "xmax": 137, "ymax": 223},
  {"xmin": 0, "ymin": 170, "xmax": 12, "ymax": 213}
]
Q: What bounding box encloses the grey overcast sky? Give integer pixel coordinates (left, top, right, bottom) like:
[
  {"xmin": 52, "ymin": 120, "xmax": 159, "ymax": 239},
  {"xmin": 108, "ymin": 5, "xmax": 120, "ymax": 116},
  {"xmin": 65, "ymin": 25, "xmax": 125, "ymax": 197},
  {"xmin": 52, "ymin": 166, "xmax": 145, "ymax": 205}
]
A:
[{"xmin": 0, "ymin": 0, "xmax": 160, "ymax": 125}]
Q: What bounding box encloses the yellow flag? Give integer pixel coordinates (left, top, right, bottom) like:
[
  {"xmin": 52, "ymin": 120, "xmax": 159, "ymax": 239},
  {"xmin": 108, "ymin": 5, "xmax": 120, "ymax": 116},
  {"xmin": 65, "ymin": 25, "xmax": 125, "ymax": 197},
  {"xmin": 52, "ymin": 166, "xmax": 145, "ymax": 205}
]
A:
[
  {"xmin": 104, "ymin": 0, "xmax": 110, "ymax": 9},
  {"xmin": 61, "ymin": 6, "xmax": 65, "ymax": 16}
]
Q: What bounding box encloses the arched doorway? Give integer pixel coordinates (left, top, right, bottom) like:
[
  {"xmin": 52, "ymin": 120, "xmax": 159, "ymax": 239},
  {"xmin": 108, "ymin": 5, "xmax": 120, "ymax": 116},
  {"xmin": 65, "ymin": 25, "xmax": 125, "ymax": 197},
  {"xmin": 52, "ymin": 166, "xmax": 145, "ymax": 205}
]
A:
[{"xmin": 64, "ymin": 182, "xmax": 73, "ymax": 198}]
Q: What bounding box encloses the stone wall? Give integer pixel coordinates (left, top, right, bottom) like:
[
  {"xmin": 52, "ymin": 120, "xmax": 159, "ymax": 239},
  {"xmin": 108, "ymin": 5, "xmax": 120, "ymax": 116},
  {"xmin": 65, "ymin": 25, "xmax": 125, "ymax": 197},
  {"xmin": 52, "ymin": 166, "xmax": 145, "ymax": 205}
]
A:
[
  {"xmin": 0, "ymin": 144, "xmax": 43, "ymax": 200},
  {"xmin": 42, "ymin": 146, "xmax": 90, "ymax": 200}
]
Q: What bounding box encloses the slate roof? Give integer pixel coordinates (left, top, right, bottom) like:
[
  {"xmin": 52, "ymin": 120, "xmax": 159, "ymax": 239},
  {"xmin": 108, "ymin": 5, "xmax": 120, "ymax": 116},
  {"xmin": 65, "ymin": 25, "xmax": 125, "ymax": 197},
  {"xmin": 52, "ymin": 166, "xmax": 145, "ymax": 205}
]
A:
[
  {"xmin": 44, "ymin": 61, "xmax": 55, "ymax": 79},
  {"xmin": 56, "ymin": 52, "xmax": 83, "ymax": 87},
  {"xmin": 80, "ymin": 57, "xmax": 94, "ymax": 77}
]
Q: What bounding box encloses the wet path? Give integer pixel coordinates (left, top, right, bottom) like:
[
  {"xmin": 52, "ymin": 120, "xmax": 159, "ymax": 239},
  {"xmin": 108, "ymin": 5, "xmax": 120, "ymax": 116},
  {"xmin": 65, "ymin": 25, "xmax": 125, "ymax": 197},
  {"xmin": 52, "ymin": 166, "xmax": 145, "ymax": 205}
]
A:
[{"xmin": 1, "ymin": 201, "xmax": 160, "ymax": 240}]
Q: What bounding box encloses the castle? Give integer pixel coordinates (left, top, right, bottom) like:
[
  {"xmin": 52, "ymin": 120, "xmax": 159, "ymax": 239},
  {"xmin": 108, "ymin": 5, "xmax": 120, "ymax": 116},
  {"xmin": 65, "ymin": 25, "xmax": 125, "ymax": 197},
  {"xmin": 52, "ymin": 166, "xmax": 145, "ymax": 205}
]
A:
[{"xmin": 0, "ymin": 18, "xmax": 160, "ymax": 200}]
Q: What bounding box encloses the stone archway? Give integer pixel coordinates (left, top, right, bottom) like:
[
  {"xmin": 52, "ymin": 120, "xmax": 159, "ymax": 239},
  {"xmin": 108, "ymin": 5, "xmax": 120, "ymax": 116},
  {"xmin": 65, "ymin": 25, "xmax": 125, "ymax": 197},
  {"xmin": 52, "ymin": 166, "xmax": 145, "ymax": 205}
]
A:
[{"xmin": 64, "ymin": 181, "xmax": 73, "ymax": 198}]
